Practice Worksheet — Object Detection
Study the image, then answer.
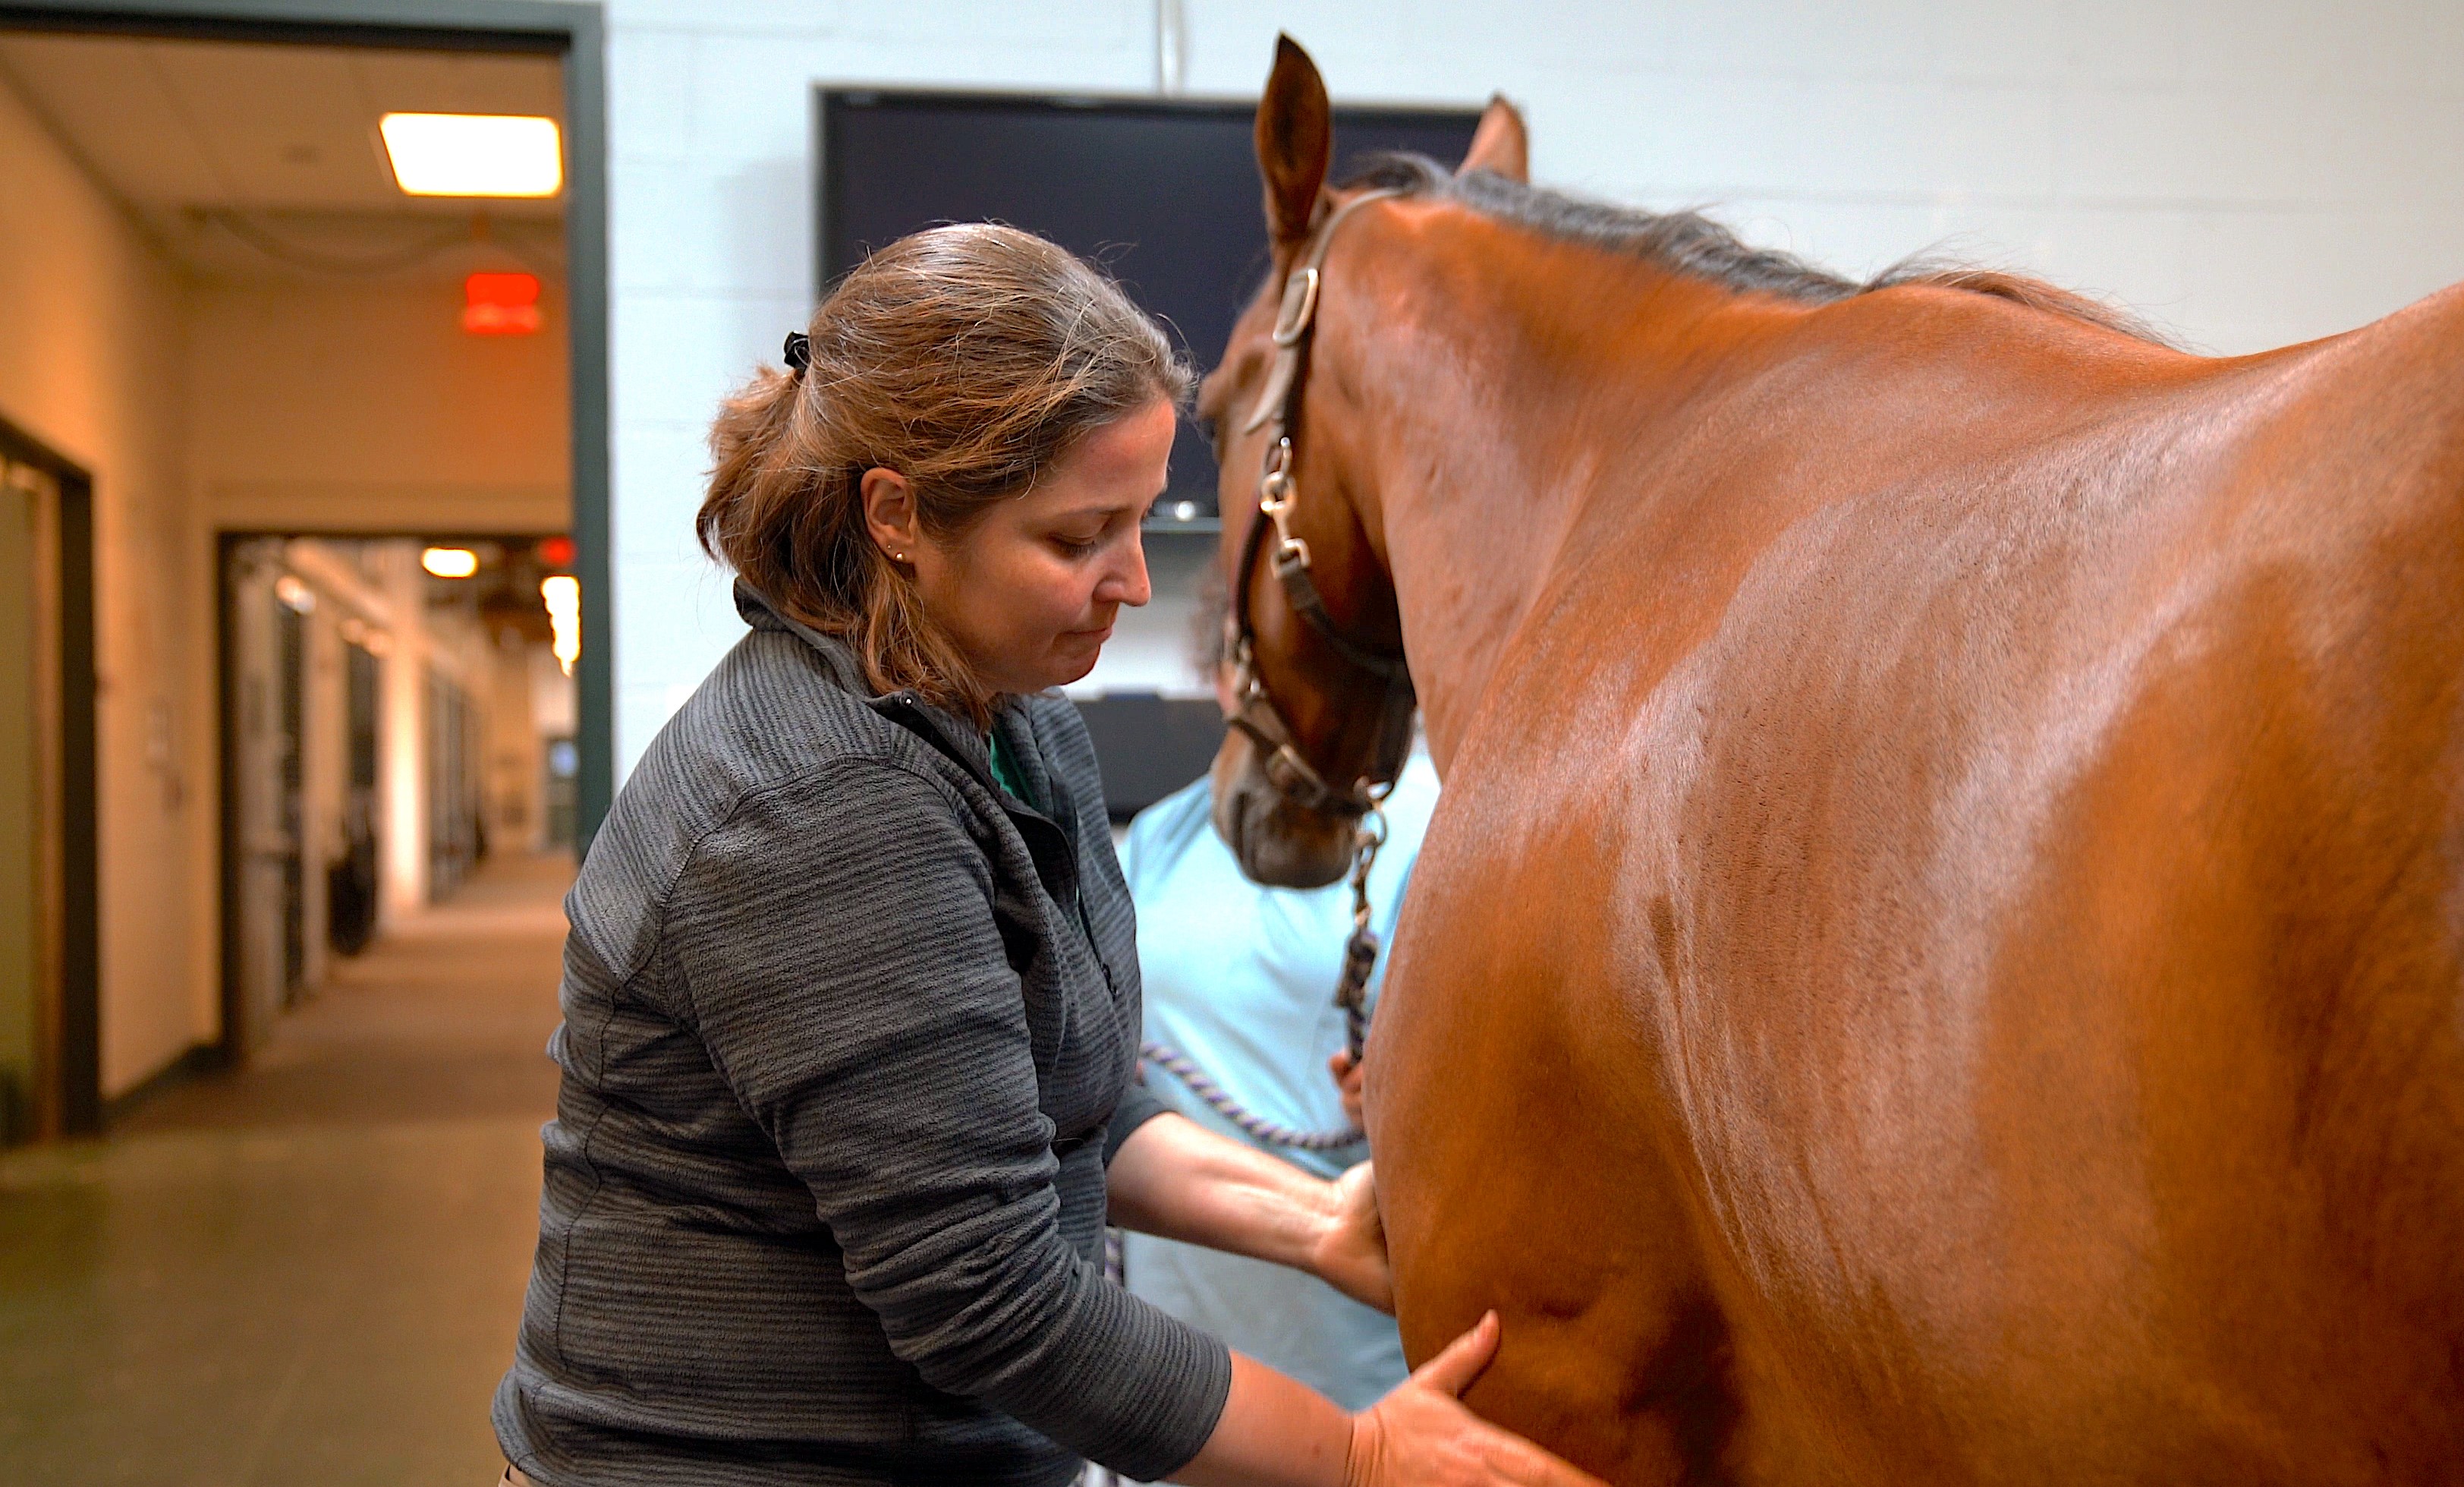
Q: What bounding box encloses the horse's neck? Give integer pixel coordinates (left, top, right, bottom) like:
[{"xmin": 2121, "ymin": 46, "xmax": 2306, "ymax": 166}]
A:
[{"xmin": 1348, "ymin": 232, "xmax": 1754, "ymax": 769}]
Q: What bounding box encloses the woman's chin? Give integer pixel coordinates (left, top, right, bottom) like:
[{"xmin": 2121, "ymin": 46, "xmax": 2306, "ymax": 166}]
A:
[
  {"xmin": 1012, "ymin": 644, "xmax": 1102, "ymax": 695},
  {"xmin": 1057, "ymin": 636, "xmax": 1109, "ymax": 682}
]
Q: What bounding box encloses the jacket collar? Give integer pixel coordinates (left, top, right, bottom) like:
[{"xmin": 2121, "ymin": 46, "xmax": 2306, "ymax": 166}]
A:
[
  {"xmin": 734, "ymin": 581, "xmax": 867, "ymax": 692},
  {"xmin": 733, "ymin": 579, "xmax": 1062, "ymax": 824}
]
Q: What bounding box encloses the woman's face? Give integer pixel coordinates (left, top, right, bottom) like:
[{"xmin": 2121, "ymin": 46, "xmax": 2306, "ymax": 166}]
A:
[{"xmin": 865, "ymin": 399, "xmax": 1175, "ymax": 697}]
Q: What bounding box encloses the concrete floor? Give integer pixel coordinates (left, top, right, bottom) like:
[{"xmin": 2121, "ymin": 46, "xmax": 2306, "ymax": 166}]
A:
[{"xmin": 0, "ymin": 851, "xmax": 573, "ymax": 1487}]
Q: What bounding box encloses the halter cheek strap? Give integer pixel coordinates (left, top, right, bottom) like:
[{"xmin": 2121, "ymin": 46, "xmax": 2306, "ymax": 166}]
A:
[
  {"xmin": 1217, "ymin": 188, "xmax": 1419, "ymax": 1060},
  {"xmin": 1222, "ymin": 187, "xmax": 1418, "ymax": 827}
]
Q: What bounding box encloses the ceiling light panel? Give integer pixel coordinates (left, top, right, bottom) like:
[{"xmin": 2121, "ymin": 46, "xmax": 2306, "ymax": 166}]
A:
[
  {"xmin": 422, "ymin": 547, "xmax": 480, "ymax": 578},
  {"xmin": 379, "ymin": 112, "xmax": 562, "ymax": 198}
]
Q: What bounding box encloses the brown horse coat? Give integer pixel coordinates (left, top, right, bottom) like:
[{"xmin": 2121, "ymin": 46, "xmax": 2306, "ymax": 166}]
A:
[{"xmin": 1204, "ymin": 40, "xmax": 2464, "ymax": 1487}]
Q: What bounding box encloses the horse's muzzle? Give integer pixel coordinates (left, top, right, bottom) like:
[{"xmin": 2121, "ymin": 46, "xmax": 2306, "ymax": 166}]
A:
[{"xmin": 1209, "ymin": 726, "xmax": 1359, "ymax": 889}]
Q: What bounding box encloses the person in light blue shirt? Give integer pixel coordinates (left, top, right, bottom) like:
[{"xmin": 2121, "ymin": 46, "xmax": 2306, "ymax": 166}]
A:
[{"xmin": 1117, "ymin": 749, "xmax": 1440, "ymax": 1413}]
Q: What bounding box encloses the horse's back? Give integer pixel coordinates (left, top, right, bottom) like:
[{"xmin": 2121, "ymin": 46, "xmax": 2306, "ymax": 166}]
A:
[{"xmin": 1374, "ymin": 284, "xmax": 2464, "ymax": 1483}]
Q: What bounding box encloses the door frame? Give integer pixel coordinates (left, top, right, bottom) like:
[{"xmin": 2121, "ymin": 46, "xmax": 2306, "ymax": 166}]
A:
[
  {"xmin": 0, "ymin": 416, "xmax": 99, "ymax": 1139},
  {"xmin": 0, "ymin": 0, "xmax": 615, "ymax": 857}
]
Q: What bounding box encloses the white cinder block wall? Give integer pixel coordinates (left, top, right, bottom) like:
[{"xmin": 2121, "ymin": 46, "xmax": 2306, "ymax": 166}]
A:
[{"xmin": 603, "ymin": 0, "xmax": 2464, "ymax": 779}]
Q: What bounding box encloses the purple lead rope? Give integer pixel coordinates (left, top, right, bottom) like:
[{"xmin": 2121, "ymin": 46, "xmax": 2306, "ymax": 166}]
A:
[
  {"xmin": 1139, "ymin": 1040, "xmax": 1367, "ymax": 1151},
  {"xmin": 1131, "ymin": 807, "xmax": 1390, "ymax": 1155}
]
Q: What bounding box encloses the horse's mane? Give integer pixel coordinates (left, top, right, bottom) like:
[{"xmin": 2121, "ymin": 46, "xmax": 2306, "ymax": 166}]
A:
[{"xmin": 1341, "ymin": 153, "xmax": 2170, "ymax": 346}]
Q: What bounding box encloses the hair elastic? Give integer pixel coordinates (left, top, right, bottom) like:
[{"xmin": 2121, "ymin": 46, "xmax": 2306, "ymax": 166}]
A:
[{"xmin": 782, "ymin": 331, "xmax": 811, "ymax": 373}]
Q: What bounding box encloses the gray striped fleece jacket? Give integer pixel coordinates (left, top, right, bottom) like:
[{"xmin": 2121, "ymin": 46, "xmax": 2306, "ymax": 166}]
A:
[{"xmin": 492, "ymin": 583, "xmax": 1233, "ymax": 1486}]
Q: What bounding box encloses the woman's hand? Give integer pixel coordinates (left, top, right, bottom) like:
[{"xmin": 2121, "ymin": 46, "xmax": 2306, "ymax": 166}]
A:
[
  {"xmin": 1308, "ymin": 1162, "xmax": 1392, "ymax": 1313},
  {"xmin": 1345, "ymin": 1313, "xmax": 1609, "ymax": 1487},
  {"xmin": 1171, "ymin": 1318, "xmax": 1610, "ymax": 1487}
]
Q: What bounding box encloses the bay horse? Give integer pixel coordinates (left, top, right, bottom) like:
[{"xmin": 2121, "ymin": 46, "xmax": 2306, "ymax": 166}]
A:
[{"xmin": 1201, "ymin": 36, "xmax": 2464, "ymax": 1487}]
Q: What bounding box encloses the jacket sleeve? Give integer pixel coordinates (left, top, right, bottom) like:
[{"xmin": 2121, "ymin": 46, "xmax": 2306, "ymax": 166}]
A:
[
  {"xmin": 663, "ymin": 758, "xmax": 1232, "ymax": 1480},
  {"xmin": 1106, "ymin": 1076, "xmax": 1172, "ymax": 1162}
]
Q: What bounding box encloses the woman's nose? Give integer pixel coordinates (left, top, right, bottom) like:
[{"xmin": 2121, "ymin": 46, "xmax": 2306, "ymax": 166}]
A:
[{"xmin": 1103, "ymin": 534, "xmax": 1151, "ymax": 607}]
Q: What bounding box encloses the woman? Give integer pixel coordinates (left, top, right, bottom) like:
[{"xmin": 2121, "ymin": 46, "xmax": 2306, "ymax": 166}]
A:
[{"xmin": 492, "ymin": 223, "xmax": 1600, "ymax": 1487}]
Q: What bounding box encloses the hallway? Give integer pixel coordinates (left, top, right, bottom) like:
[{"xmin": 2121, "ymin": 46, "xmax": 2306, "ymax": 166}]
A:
[{"xmin": 0, "ymin": 851, "xmax": 571, "ymax": 1485}]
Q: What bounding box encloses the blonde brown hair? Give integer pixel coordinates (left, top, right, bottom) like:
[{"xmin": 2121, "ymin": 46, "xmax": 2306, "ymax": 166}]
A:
[{"xmin": 698, "ymin": 222, "xmax": 1193, "ymax": 726}]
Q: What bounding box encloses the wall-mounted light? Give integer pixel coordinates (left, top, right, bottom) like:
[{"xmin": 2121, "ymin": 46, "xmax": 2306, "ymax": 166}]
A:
[
  {"xmin": 463, "ymin": 272, "xmax": 542, "ymax": 336},
  {"xmin": 422, "ymin": 547, "xmax": 480, "ymax": 578},
  {"xmin": 379, "ymin": 112, "xmax": 562, "ymax": 198},
  {"xmin": 541, "ymin": 575, "xmax": 581, "ymax": 677},
  {"xmin": 273, "ymin": 574, "xmax": 317, "ymax": 614}
]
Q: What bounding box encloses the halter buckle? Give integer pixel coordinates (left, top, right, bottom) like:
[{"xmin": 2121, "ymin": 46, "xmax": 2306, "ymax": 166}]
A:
[{"xmin": 1270, "ymin": 266, "xmax": 1321, "ymax": 347}]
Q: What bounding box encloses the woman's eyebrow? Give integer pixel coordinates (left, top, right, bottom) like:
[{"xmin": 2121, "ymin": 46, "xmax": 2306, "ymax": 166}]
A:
[{"xmin": 1042, "ymin": 496, "xmax": 1150, "ymax": 523}]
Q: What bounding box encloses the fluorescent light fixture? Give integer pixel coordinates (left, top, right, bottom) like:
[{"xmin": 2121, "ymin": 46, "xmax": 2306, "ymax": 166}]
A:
[
  {"xmin": 379, "ymin": 112, "xmax": 562, "ymax": 198},
  {"xmin": 540, "ymin": 575, "xmax": 581, "ymax": 676},
  {"xmin": 422, "ymin": 547, "xmax": 480, "ymax": 578}
]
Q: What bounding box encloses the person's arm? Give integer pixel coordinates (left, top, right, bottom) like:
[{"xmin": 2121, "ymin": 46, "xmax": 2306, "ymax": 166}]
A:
[
  {"xmin": 1106, "ymin": 1108, "xmax": 1390, "ymax": 1311},
  {"xmin": 665, "ymin": 760, "xmax": 1229, "ymax": 1482},
  {"xmin": 1174, "ymin": 1314, "xmax": 1610, "ymax": 1487}
]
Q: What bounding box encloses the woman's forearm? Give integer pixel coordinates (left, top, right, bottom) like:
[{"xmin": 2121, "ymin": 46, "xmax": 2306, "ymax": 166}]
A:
[
  {"xmin": 1106, "ymin": 1111, "xmax": 1334, "ymax": 1271},
  {"xmin": 1169, "ymin": 1353, "xmax": 1352, "ymax": 1487}
]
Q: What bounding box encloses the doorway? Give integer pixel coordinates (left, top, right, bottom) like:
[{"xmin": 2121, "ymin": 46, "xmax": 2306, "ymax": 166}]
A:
[
  {"xmin": 219, "ymin": 534, "xmax": 577, "ymax": 1057},
  {"xmin": 0, "ymin": 420, "xmax": 100, "ymax": 1139}
]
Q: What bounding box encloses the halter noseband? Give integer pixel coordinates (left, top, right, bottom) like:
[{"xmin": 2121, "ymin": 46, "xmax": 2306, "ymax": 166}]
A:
[{"xmin": 1222, "ymin": 187, "xmax": 1417, "ymax": 824}]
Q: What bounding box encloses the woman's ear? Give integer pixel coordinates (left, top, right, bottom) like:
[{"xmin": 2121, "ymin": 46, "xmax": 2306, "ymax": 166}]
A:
[{"xmin": 860, "ymin": 468, "xmax": 921, "ymax": 562}]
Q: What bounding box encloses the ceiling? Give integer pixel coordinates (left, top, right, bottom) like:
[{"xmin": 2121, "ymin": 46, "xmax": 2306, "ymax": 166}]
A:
[{"xmin": 0, "ymin": 33, "xmax": 565, "ymax": 284}]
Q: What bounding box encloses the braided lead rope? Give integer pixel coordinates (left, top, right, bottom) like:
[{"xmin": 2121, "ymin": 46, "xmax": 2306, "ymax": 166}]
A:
[{"xmin": 1141, "ymin": 1041, "xmax": 1366, "ymax": 1151}]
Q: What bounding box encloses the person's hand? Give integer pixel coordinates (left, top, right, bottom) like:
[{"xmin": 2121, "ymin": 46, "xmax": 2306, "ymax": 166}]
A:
[
  {"xmin": 1345, "ymin": 1312, "xmax": 1610, "ymax": 1487},
  {"xmin": 1328, "ymin": 1050, "xmax": 1367, "ymax": 1131},
  {"xmin": 1308, "ymin": 1161, "xmax": 1392, "ymax": 1312}
]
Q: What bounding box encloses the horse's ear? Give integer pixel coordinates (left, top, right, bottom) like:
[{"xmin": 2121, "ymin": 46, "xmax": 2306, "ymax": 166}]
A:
[
  {"xmin": 1257, "ymin": 34, "xmax": 1333, "ymax": 244},
  {"xmin": 1459, "ymin": 95, "xmax": 1528, "ymax": 183}
]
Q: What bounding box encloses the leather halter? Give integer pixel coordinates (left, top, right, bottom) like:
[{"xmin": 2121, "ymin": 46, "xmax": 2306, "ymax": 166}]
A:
[{"xmin": 1222, "ymin": 187, "xmax": 1417, "ymax": 824}]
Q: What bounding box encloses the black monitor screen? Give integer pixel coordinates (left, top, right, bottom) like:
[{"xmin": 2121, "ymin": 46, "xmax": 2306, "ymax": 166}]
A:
[{"xmin": 818, "ymin": 91, "xmax": 1481, "ymax": 514}]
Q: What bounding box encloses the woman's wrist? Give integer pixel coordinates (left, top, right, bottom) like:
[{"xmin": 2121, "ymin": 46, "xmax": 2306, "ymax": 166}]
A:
[
  {"xmin": 1339, "ymin": 1402, "xmax": 1378, "ymax": 1487},
  {"xmin": 1297, "ymin": 1175, "xmax": 1345, "ymax": 1277},
  {"xmin": 1245, "ymin": 1166, "xmax": 1342, "ymax": 1277}
]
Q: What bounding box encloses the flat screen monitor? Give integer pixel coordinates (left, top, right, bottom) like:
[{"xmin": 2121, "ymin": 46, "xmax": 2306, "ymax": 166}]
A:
[{"xmin": 817, "ymin": 90, "xmax": 1483, "ymax": 517}]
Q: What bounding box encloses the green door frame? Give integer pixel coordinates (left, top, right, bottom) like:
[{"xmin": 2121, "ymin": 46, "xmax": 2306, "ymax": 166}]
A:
[{"xmin": 0, "ymin": 0, "xmax": 616, "ymax": 859}]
